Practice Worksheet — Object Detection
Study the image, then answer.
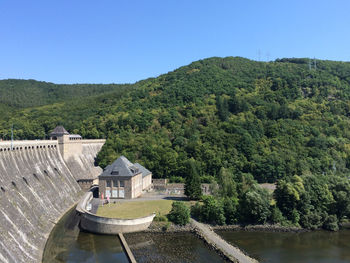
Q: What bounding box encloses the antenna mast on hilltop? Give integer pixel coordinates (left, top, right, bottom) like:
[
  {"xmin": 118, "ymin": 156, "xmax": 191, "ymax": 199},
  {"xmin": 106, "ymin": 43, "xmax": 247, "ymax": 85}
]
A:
[
  {"xmin": 309, "ymin": 58, "xmax": 317, "ymax": 71},
  {"xmin": 314, "ymin": 57, "xmax": 317, "ymax": 70}
]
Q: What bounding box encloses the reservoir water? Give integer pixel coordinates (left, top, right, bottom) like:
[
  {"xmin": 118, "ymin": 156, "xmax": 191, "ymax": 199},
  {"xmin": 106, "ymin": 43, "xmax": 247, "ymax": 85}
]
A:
[
  {"xmin": 216, "ymin": 229, "xmax": 350, "ymax": 263},
  {"xmin": 43, "ymin": 207, "xmax": 225, "ymax": 262},
  {"xmin": 44, "ymin": 207, "xmax": 350, "ymax": 263},
  {"xmin": 124, "ymin": 232, "xmax": 225, "ymax": 263}
]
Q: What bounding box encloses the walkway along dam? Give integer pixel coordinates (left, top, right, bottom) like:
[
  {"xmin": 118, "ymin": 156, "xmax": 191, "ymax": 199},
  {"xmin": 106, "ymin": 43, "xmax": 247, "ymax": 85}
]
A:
[{"xmin": 0, "ymin": 130, "xmax": 105, "ymax": 263}]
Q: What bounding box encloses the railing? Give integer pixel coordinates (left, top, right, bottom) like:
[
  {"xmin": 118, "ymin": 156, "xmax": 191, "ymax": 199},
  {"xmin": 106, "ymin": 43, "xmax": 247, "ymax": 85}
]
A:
[{"xmin": 0, "ymin": 140, "xmax": 58, "ymax": 152}]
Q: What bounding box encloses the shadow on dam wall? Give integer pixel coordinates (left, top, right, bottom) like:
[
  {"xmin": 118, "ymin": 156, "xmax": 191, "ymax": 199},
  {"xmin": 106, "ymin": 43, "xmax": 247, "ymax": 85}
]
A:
[
  {"xmin": 65, "ymin": 140, "xmax": 105, "ymax": 181},
  {"xmin": 0, "ymin": 140, "xmax": 104, "ymax": 263}
]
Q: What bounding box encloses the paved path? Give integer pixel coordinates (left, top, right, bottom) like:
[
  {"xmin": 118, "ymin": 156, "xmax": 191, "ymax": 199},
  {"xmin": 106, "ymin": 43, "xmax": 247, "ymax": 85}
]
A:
[{"xmin": 190, "ymin": 219, "xmax": 258, "ymax": 263}]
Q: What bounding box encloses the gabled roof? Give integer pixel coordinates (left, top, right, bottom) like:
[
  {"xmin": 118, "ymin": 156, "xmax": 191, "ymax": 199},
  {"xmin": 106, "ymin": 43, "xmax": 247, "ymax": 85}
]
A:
[
  {"xmin": 134, "ymin": 163, "xmax": 152, "ymax": 178},
  {"xmin": 50, "ymin": 126, "xmax": 69, "ymax": 136},
  {"xmin": 100, "ymin": 156, "xmax": 142, "ymax": 178}
]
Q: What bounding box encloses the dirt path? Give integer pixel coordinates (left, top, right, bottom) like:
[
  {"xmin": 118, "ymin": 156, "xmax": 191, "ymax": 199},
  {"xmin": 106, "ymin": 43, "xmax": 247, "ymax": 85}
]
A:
[{"xmin": 190, "ymin": 219, "xmax": 259, "ymax": 263}]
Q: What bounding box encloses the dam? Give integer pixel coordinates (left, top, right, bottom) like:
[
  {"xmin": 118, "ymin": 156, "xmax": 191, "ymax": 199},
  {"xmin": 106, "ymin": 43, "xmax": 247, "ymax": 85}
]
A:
[{"xmin": 0, "ymin": 126, "xmax": 105, "ymax": 263}]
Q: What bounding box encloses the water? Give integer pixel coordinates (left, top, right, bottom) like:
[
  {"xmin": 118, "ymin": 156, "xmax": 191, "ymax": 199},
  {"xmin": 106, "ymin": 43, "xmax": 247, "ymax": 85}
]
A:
[
  {"xmin": 43, "ymin": 208, "xmax": 225, "ymax": 263},
  {"xmin": 125, "ymin": 232, "xmax": 226, "ymax": 263},
  {"xmin": 216, "ymin": 229, "xmax": 350, "ymax": 263},
  {"xmin": 43, "ymin": 208, "xmax": 128, "ymax": 263}
]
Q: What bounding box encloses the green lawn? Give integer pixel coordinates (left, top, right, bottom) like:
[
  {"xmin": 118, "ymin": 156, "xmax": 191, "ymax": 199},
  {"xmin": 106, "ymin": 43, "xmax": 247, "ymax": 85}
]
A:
[{"xmin": 96, "ymin": 200, "xmax": 175, "ymax": 219}]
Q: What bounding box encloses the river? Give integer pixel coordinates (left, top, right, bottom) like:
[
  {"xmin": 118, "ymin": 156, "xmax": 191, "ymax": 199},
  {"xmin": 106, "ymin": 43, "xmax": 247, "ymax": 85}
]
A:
[
  {"xmin": 216, "ymin": 229, "xmax": 350, "ymax": 263},
  {"xmin": 43, "ymin": 207, "xmax": 350, "ymax": 262},
  {"xmin": 43, "ymin": 208, "xmax": 225, "ymax": 263}
]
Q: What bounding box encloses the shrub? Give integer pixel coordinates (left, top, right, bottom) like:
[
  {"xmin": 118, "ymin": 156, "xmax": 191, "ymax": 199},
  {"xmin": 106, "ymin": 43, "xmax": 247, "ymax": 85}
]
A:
[
  {"xmin": 169, "ymin": 176, "xmax": 185, "ymax": 183},
  {"xmin": 323, "ymin": 214, "xmax": 339, "ymax": 231},
  {"xmin": 200, "ymin": 196, "xmax": 226, "ymax": 225},
  {"xmin": 168, "ymin": 201, "xmax": 190, "ymax": 225},
  {"xmin": 162, "ymin": 222, "xmax": 171, "ymax": 231},
  {"xmin": 269, "ymin": 205, "xmax": 285, "ymax": 224},
  {"xmin": 299, "ymin": 210, "xmax": 324, "ymax": 230},
  {"xmin": 191, "ymin": 202, "xmax": 202, "ymax": 220},
  {"xmin": 239, "ymin": 185, "xmax": 271, "ymax": 224},
  {"xmin": 223, "ymin": 197, "xmax": 239, "ymax": 225},
  {"xmin": 154, "ymin": 213, "xmax": 168, "ymax": 222}
]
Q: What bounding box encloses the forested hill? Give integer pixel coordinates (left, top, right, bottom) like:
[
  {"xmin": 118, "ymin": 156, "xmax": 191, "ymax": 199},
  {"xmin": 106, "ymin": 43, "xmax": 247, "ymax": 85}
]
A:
[
  {"xmin": 2, "ymin": 56, "xmax": 350, "ymax": 183},
  {"xmin": 0, "ymin": 79, "xmax": 131, "ymax": 108}
]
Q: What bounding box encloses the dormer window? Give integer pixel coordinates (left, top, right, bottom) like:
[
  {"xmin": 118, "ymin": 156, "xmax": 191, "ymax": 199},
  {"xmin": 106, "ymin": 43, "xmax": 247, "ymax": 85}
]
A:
[
  {"xmin": 130, "ymin": 167, "xmax": 139, "ymax": 174},
  {"xmin": 111, "ymin": 169, "xmax": 119, "ymax": 175}
]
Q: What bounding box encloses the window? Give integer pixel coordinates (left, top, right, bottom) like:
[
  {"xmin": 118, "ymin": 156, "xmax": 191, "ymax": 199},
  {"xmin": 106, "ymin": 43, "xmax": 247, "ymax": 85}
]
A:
[
  {"xmin": 119, "ymin": 180, "xmax": 125, "ymax": 187},
  {"xmin": 113, "ymin": 179, "xmax": 118, "ymax": 188},
  {"xmin": 111, "ymin": 169, "xmax": 119, "ymax": 175},
  {"xmin": 106, "ymin": 180, "xmax": 111, "ymax": 187}
]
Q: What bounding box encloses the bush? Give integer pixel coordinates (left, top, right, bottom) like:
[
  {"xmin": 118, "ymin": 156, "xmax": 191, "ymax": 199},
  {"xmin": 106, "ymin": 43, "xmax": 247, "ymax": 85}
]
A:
[
  {"xmin": 154, "ymin": 213, "xmax": 168, "ymax": 222},
  {"xmin": 223, "ymin": 197, "xmax": 239, "ymax": 225},
  {"xmin": 200, "ymin": 196, "xmax": 226, "ymax": 225},
  {"xmin": 162, "ymin": 222, "xmax": 171, "ymax": 231},
  {"xmin": 200, "ymin": 175, "xmax": 215, "ymax": 184},
  {"xmin": 191, "ymin": 202, "xmax": 202, "ymax": 220},
  {"xmin": 269, "ymin": 205, "xmax": 285, "ymax": 224},
  {"xmin": 239, "ymin": 185, "xmax": 271, "ymax": 224},
  {"xmin": 299, "ymin": 210, "xmax": 323, "ymax": 230},
  {"xmin": 169, "ymin": 176, "xmax": 185, "ymax": 183},
  {"xmin": 168, "ymin": 201, "xmax": 190, "ymax": 225},
  {"xmin": 323, "ymin": 214, "xmax": 339, "ymax": 231}
]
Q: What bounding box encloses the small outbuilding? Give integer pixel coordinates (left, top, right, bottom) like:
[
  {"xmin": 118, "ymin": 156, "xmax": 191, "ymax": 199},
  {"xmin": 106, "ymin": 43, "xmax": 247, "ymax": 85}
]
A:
[{"xmin": 99, "ymin": 156, "xmax": 152, "ymax": 199}]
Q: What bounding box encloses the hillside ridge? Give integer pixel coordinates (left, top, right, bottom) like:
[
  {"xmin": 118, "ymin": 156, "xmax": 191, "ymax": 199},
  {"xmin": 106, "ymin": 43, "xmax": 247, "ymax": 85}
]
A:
[{"xmin": 2, "ymin": 56, "xmax": 350, "ymax": 183}]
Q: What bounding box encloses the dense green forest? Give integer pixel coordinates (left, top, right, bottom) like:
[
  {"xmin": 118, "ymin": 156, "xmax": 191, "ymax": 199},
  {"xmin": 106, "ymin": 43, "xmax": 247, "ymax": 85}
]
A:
[
  {"xmin": 0, "ymin": 79, "xmax": 130, "ymax": 109},
  {"xmin": 2, "ymin": 57, "xmax": 350, "ymax": 185}
]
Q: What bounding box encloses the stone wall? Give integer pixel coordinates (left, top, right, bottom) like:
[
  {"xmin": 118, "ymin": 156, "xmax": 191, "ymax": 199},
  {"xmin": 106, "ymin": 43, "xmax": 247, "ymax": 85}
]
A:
[
  {"xmin": 142, "ymin": 174, "xmax": 152, "ymax": 191},
  {"xmin": 77, "ymin": 192, "xmax": 155, "ymax": 234},
  {"xmin": 0, "ymin": 141, "xmax": 83, "ymax": 263},
  {"xmin": 131, "ymin": 173, "xmax": 143, "ymax": 198}
]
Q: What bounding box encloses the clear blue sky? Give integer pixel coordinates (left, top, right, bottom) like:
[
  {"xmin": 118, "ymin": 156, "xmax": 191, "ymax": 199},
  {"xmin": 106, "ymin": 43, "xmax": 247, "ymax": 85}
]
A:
[{"xmin": 1, "ymin": 0, "xmax": 349, "ymax": 84}]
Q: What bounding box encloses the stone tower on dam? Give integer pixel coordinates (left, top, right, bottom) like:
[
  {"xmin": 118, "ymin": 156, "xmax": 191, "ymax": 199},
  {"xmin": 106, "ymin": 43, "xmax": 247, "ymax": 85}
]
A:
[{"xmin": 0, "ymin": 126, "xmax": 105, "ymax": 262}]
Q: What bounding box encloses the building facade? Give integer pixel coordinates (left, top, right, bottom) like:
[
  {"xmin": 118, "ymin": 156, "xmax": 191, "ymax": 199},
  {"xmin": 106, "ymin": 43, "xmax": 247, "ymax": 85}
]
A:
[
  {"xmin": 49, "ymin": 125, "xmax": 105, "ymax": 190},
  {"xmin": 99, "ymin": 156, "xmax": 152, "ymax": 199}
]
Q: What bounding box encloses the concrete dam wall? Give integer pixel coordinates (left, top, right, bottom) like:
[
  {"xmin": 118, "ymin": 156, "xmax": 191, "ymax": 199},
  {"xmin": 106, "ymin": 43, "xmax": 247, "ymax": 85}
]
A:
[
  {"xmin": 0, "ymin": 139, "xmax": 104, "ymax": 263},
  {"xmin": 65, "ymin": 139, "xmax": 105, "ymax": 181}
]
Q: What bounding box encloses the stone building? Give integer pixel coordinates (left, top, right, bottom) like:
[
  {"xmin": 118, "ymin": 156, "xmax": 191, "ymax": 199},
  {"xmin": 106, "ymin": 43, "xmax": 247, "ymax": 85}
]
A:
[
  {"xmin": 49, "ymin": 125, "xmax": 104, "ymax": 190},
  {"xmin": 99, "ymin": 156, "xmax": 152, "ymax": 199},
  {"xmin": 50, "ymin": 125, "xmax": 83, "ymax": 161}
]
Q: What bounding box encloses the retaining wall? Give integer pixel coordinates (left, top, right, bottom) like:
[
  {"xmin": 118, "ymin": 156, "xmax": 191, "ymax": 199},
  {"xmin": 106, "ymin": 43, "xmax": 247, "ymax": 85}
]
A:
[{"xmin": 77, "ymin": 191, "xmax": 155, "ymax": 234}]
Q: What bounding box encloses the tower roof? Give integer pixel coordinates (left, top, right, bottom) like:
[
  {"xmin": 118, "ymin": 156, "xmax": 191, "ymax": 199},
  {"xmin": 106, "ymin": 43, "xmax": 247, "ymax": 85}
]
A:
[{"xmin": 50, "ymin": 126, "xmax": 69, "ymax": 136}]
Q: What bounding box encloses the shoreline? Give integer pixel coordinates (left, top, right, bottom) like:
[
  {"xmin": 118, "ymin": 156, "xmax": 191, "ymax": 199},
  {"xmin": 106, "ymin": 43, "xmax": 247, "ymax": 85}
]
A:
[{"xmin": 145, "ymin": 221, "xmax": 307, "ymax": 233}]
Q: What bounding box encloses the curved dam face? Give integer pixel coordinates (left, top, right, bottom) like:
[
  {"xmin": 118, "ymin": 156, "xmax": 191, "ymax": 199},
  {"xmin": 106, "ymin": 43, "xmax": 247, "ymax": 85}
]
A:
[
  {"xmin": 64, "ymin": 140, "xmax": 105, "ymax": 180},
  {"xmin": 0, "ymin": 139, "xmax": 104, "ymax": 263}
]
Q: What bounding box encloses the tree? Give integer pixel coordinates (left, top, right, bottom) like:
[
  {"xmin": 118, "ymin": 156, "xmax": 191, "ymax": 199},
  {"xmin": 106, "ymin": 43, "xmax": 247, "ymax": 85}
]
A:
[
  {"xmin": 223, "ymin": 197, "xmax": 239, "ymax": 224},
  {"xmin": 216, "ymin": 95, "xmax": 229, "ymax": 121},
  {"xmin": 200, "ymin": 196, "xmax": 226, "ymax": 225},
  {"xmin": 329, "ymin": 176, "xmax": 350, "ymax": 219},
  {"xmin": 239, "ymin": 185, "xmax": 271, "ymax": 224},
  {"xmin": 274, "ymin": 175, "xmax": 304, "ymax": 221},
  {"xmin": 217, "ymin": 167, "xmax": 237, "ymax": 198},
  {"xmin": 168, "ymin": 201, "xmax": 190, "ymax": 225},
  {"xmin": 184, "ymin": 158, "xmax": 202, "ymax": 200}
]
